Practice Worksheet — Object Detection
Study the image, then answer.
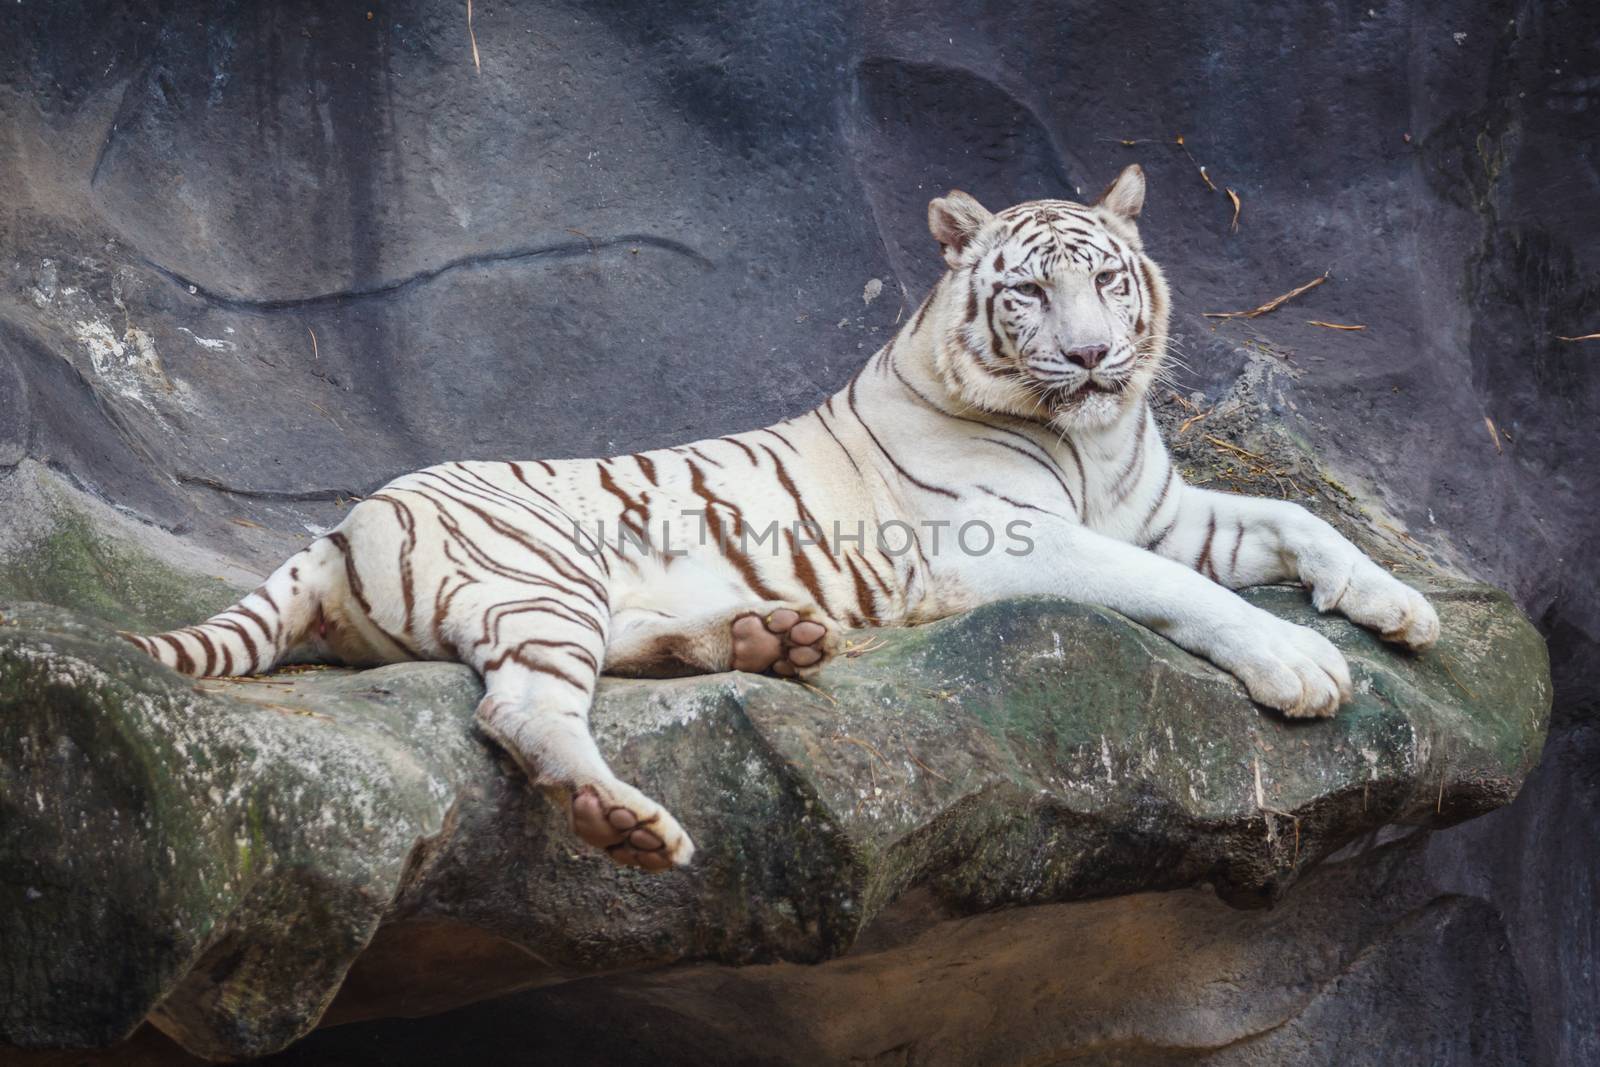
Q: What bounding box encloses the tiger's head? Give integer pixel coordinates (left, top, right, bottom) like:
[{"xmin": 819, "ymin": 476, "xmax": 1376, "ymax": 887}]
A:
[{"xmin": 926, "ymin": 165, "xmax": 1169, "ymax": 433}]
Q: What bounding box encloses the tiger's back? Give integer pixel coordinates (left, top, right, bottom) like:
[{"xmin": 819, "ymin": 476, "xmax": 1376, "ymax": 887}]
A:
[{"xmin": 312, "ymin": 418, "xmax": 914, "ymax": 670}]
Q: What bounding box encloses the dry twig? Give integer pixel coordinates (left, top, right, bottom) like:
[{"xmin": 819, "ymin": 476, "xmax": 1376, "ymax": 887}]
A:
[
  {"xmin": 799, "ymin": 681, "xmax": 837, "ymax": 707},
  {"xmin": 1436, "ymin": 653, "xmax": 1477, "ymax": 700},
  {"xmin": 904, "ymin": 744, "xmax": 951, "ymax": 784},
  {"xmin": 259, "ymin": 701, "xmax": 333, "ymax": 721},
  {"xmin": 1307, "ymin": 320, "xmax": 1366, "ymax": 331},
  {"xmin": 1205, "ymin": 272, "xmax": 1330, "ymax": 320},
  {"xmin": 1198, "ymin": 436, "xmax": 1306, "ymax": 500},
  {"xmin": 1204, "ymin": 435, "xmax": 1265, "ymax": 462},
  {"xmin": 1173, "ymin": 134, "xmax": 1217, "ymax": 190},
  {"xmin": 844, "ymin": 636, "xmax": 888, "ymax": 659},
  {"xmin": 1178, "ymin": 408, "xmax": 1213, "ymax": 435},
  {"xmin": 198, "ymin": 675, "xmax": 293, "ymax": 688},
  {"xmin": 833, "ymin": 733, "xmax": 892, "ymax": 768},
  {"xmin": 1113, "ymin": 134, "xmax": 1225, "ymax": 193},
  {"xmin": 566, "ymin": 228, "xmax": 598, "ymax": 254}
]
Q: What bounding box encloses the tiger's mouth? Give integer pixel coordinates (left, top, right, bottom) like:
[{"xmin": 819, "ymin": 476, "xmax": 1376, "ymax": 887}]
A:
[{"xmin": 1047, "ymin": 377, "xmax": 1127, "ymax": 404}]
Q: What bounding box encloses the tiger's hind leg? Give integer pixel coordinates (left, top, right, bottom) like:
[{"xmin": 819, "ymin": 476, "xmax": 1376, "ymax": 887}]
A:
[
  {"xmin": 605, "ymin": 603, "xmax": 840, "ymax": 680},
  {"xmin": 470, "ymin": 616, "xmax": 694, "ymax": 871}
]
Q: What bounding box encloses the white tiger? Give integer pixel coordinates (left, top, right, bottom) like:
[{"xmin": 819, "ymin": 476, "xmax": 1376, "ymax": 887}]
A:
[{"xmin": 126, "ymin": 165, "xmax": 1439, "ymax": 872}]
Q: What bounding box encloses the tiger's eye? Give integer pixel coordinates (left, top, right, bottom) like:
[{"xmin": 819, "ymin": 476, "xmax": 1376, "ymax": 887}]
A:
[
  {"xmin": 1096, "ymin": 269, "xmax": 1117, "ymax": 287},
  {"xmin": 1014, "ymin": 282, "xmax": 1045, "ymax": 299}
]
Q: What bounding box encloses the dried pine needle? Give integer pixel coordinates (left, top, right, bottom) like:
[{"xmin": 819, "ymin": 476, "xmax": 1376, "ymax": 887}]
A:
[
  {"xmin": 1226, "ymin": 188, "xmax": 1242, "ymax": 232},
  {"xmin": 1178, "ymin": 408, "xmax": 1213, "ymax": 434},
  {"xmin": 1203, "ymin": 435, "xmax": 1266, "ymax": 462},
  {"xmin": 1173, "ymin": 133, "xmax": 1217, "ymax": 191},
  {"xmin": 1436, "ymin": 654, "xmax": 1477, "ymax": 700},
  {"xmin": 466, "ymin": 0, "xmax": 481, "ymax": 73},
  {"xmin": 1307, "ymin": 320, "xmax": 1366, "ymax": 331},
  {"xmin": 833, "ymin": 733, "xmax": 892, "ymax": 768},
  {"xmin": 1484, "ymin": 416, "xmax": 1503, "ymax": 454},
  {"xmin": 904, "ymin": 745, "xmax": 951, "ymax": 783},
  {"xmin": 799, "ymin": 680, "xmax": 837, "ymax": 707},
  {"xmin": 260, "ymin": 702, "xmax": 333, "ymax": 721},
  {"xmin": 1376, "ymin": 519, "xmax": 1422, "ymax": 546},
  {"xmin": 566, "ymin": 227, "xmax": 598, "ymax": 254},
  {"xmin": 1195, "ymin": 435, "xmax": 1306, "ymax": 500},
  {"xmin": 1105, "ymin": 135, "xmax": 1230, "ymax": 202},
  {"xmin": 844, "ymin": 636, "xmax": 887, "ymax": 658},
  {"xmin": 1205, "ymin": 272, "xmax": 1330, "ymax": 320},
  {"xmin": 1556, "ymin": 332, "xmax": 1600, "ymax": 341}
]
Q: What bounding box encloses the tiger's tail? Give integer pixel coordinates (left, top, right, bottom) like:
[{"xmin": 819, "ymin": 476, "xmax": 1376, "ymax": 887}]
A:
[{"xmin": 121, "ymin": 539, "xmax": 342, "ymax": 678}]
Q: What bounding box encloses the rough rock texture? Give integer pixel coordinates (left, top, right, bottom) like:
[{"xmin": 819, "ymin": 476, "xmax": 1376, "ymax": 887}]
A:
[
  {"xmin": 0, "ymin": 581, "xmax": 1549, "ymax": 1061},
  {"xmin": 0, "ymin": 0, "xmax": 1595, "ymax": 1063},
  {"xmin": 255, "ymin": 837, "xmax": 1537, "ymax": 1067}
]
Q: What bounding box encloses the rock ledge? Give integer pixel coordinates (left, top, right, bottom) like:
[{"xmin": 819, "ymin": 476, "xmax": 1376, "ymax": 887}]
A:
[{"xmin": 0, "ymin": 582, "xmax": 1549, "ymax": 1060}]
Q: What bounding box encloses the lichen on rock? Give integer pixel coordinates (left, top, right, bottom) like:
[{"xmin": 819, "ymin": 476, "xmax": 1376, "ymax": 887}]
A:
[{"xmin": 0, "ymin": 574, "xmax": 1548, "ymax": 1061}]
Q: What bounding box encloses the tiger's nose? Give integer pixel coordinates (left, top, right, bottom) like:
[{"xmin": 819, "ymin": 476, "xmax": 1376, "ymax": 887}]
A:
[{"xmin": 1064, "ymin": 344, "xmax": 1109, "ymax": 369}]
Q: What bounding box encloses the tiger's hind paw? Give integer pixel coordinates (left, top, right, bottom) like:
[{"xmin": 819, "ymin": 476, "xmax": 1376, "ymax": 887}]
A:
[
  {"xmin": 570, "ymin": 781, "xmax": 695, "ymax": 872},
  {"xmin": 730, "ymin": 605, "xmax": 838, "ymax": 678}
]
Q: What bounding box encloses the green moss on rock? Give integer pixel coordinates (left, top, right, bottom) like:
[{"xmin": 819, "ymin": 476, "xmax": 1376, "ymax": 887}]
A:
[
  {"xmin": 0, "ymin": 575, "xmax": 1550, "ymax": 1060},
  {"xmin": 0, "ymin": 507, "xmax": 241, "ymax": 632}
]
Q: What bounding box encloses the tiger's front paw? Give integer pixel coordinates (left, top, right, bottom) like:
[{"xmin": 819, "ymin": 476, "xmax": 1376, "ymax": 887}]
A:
[
  {"xmin": 1219, "ymin": 615, "xmax": 1353, "ymax": 719},
  {"xmin": 730, "ymin": 605, "xmax": 838, "ymax": 678},
  {"xmin": 1312, "ymin": 560, "xmax": 1440, "ymax": 652}
]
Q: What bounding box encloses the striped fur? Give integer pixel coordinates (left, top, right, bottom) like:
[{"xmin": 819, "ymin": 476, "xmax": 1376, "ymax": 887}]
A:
[{"xmin": 126, "ymin": 166, "xmax": 1439, "ymax": 871}]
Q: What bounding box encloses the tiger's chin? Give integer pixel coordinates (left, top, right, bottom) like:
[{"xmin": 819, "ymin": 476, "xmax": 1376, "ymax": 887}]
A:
[{"xmin": 1039, "ymin": 377, "xmax": 1143, "ymax": 432}]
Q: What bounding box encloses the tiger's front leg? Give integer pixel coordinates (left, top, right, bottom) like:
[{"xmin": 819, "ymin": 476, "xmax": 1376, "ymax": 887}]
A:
[
  {"xmin": 605, "ymin": 603, "xmax": 841, "ymax": 679},
  {"xmin": 952, "ymin": 518, "xmax": 1354, "ymax": 718},
  {"xmin": 1149, "ymin": 484, "xmax": 1440, "ymax": 651}
]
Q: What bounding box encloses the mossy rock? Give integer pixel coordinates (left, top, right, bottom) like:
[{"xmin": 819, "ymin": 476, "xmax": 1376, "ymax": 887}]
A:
[
  {"xmin": 0, "ymin": 576, "xmax": 1548, "ymax": 1060},
  {"xmin": 0, "ymin": 504, "xmax": 241, "ymax": 632}
]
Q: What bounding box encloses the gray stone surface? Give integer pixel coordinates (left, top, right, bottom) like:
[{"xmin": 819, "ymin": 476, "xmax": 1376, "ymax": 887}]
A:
[
  {"xmin": 254, "ymin": 837, "xmax": 1538, "ymax": 1067},
  {"xmin": 0, "ymin": 0, "xmax": 1595, "ymax": 1063},
  {"xmin": 0, "ymin": 579, "xmax": 1548, "ymax": 1061}
]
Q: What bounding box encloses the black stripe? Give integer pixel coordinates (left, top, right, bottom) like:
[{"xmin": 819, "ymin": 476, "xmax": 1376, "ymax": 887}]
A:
[
  {"xmin": 155, "ymin": 633, "xmax": 195, "ymax": 675},
  {"xmin": 846, "ymin": 374, "xmax": 960, "ymax": 500}
]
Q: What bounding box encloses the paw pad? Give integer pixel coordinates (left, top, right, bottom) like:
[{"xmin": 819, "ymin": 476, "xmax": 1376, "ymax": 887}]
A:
[
  {"xmin": 570, "ymin": 786, "xmax": 688, "ymax": 872},
  {"xmin": 731, "ymin": 608, "xmax": 834, "ymax": 677}
]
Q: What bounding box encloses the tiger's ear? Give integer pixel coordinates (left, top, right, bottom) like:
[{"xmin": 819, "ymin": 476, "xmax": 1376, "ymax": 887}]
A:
[
  {"xmin": 928, "ymin": 190, "xmax": 993, "ymax": 269},
  {"xmin": 1096, "ymin": 164, "xmax": 1146, "ymax": 220}
]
